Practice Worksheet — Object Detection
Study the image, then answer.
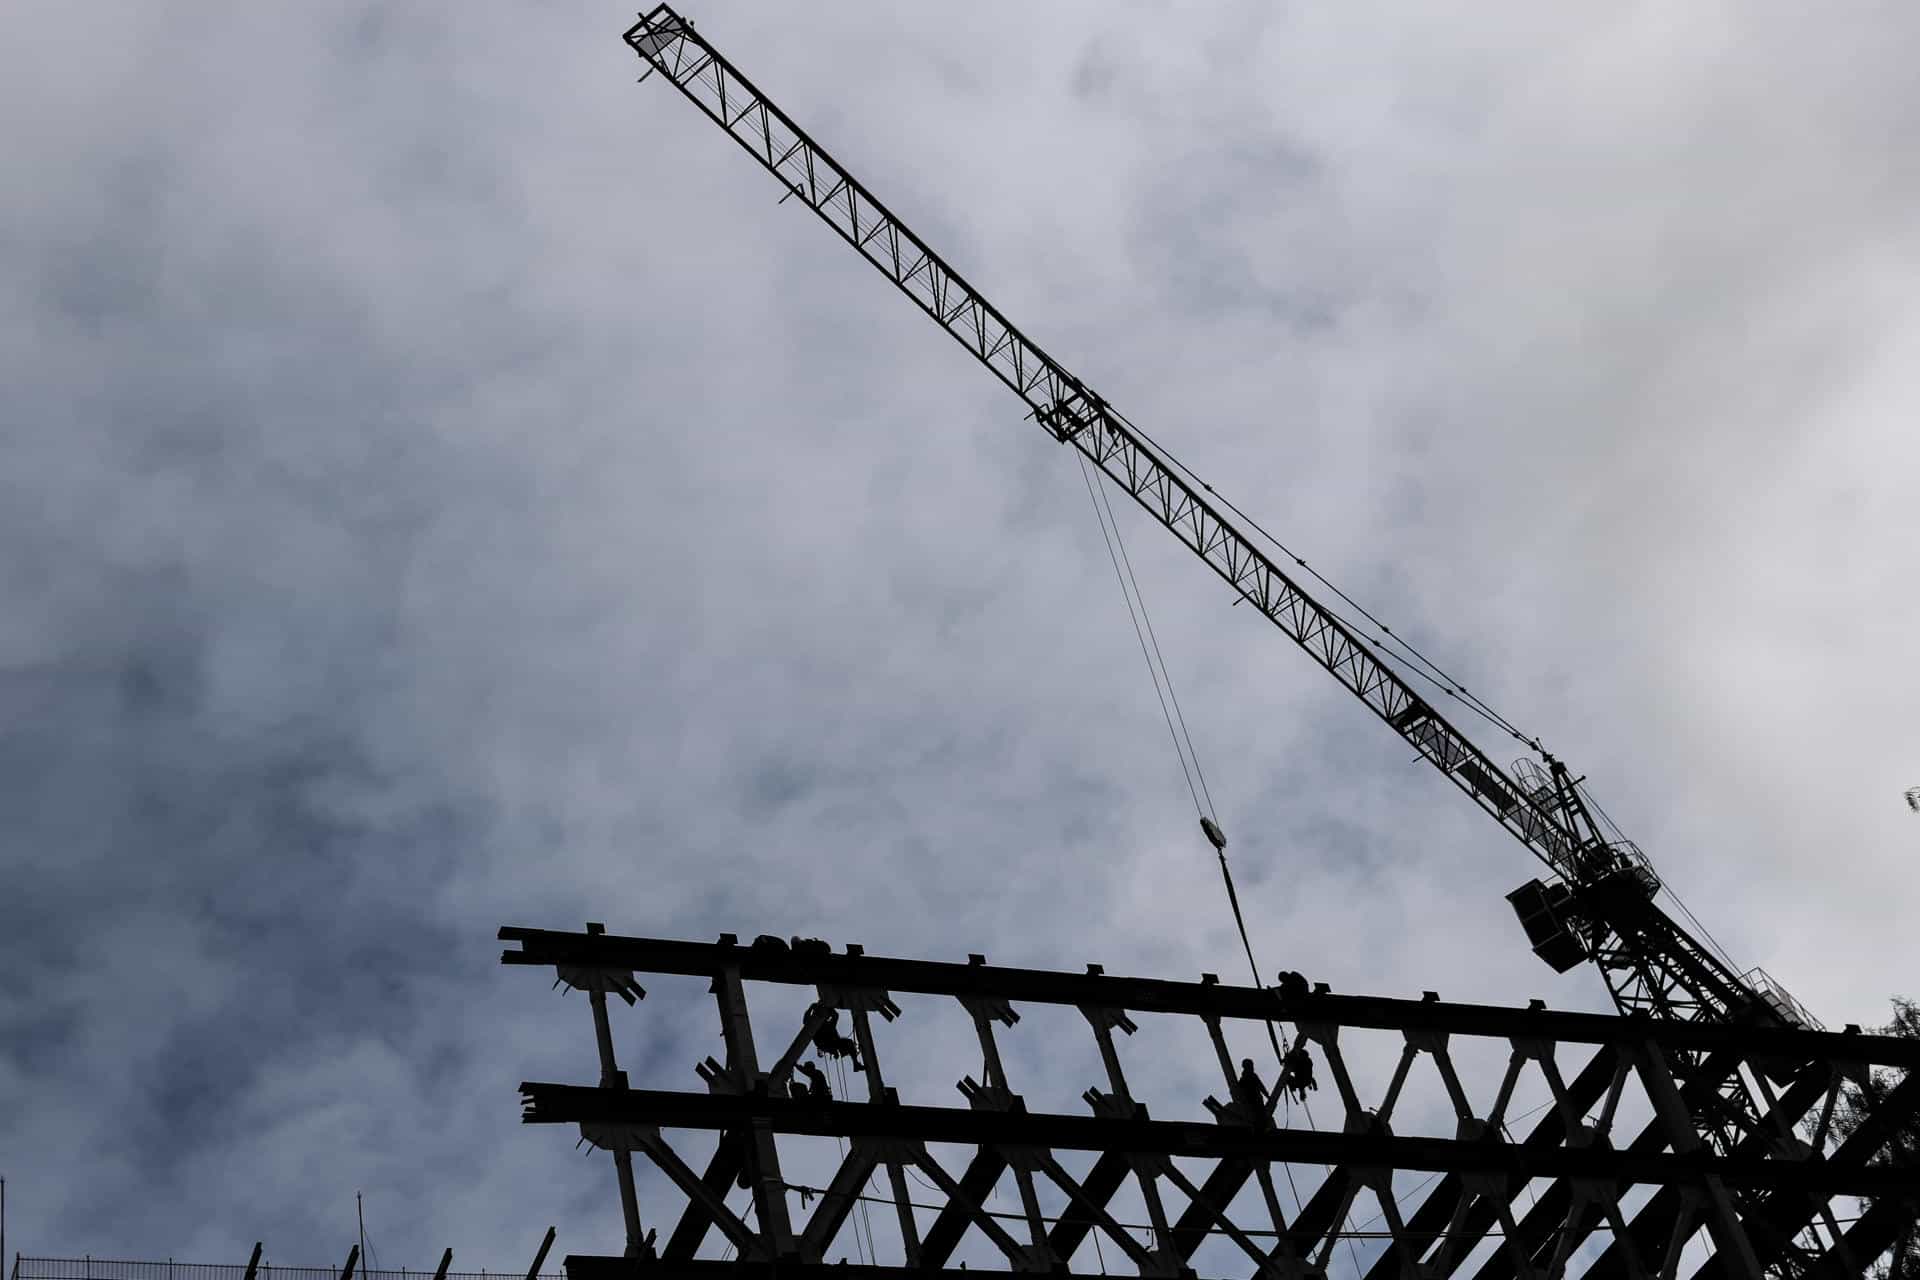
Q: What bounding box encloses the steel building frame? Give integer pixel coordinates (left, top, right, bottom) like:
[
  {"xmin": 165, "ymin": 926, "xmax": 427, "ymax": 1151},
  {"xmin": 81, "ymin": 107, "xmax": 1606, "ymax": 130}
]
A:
[{"xmin": 502, "ymin": 927, "xmax": 1917, "ymax": 1280}]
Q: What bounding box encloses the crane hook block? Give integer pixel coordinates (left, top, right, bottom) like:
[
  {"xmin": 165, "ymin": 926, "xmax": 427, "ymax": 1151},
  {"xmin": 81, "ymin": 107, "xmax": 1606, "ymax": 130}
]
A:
[{"xmin": 1200, "ymin": 817, "xmax": 1228, "ymax": 853}]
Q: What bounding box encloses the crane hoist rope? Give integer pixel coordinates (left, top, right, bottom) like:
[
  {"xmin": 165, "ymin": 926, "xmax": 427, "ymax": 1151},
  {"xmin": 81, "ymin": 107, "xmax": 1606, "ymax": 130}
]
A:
[
  {"xmin": 619, "ymin": 7, "xmax": 1829, "ymax": 1172},
  {"xmin": 1077, "ymin": 449, "xmax": 1319, "ymax": 1170},
  {"xmin": 1079, "ymin": 443, "xmax": 1347, "ymax": 1263},
  {"xmin": 1074, "ymin": 450, "xmax": 1212, "ymax": 824}
]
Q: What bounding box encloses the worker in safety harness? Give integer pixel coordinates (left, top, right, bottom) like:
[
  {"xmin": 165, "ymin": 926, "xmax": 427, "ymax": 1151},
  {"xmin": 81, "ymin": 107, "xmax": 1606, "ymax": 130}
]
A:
[
  {"xmin": 1282, "ymin": 1044, "xmax": 1318, "ymax": 1101},
  {"xmin": 810, "ymin": 1005, "xmax": 864, "ymax": 1071}
]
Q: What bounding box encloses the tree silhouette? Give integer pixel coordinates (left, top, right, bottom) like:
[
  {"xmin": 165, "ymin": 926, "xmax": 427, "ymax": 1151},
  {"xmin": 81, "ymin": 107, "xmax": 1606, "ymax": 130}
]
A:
[{"xmin": 1831, "ymin": 997, "xmax": 1919, "ymax": 1280}]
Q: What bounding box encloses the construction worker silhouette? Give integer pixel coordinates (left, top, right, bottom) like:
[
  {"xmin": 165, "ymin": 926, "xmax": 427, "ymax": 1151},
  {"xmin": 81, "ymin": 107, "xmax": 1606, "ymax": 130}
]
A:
[
  {"xmin": 795, "ymin": 1059, "xmax": 832, "ymax": 1101},
  {"xmin": 1282, "ymin": 1045, "xmax": 1318, "ymax": 1101},
  {"xmin": 810, "ymin": 1006, "xmax": 864, "ymax": 1071},
  {"xmin": 1237, "ymin": 1057, "xmax": 1268, "ymax": 1113}
]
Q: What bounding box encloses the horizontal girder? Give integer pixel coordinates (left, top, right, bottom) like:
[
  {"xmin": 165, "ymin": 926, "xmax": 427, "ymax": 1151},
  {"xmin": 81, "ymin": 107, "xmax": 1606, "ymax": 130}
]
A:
[
  {"xmin": 519, "ymin": 1082, "xmax": 1915, "ymax": 1200},
  {"xmin": 499, "ymin": 928, "xmax": 1920, "ymax": 1070}
]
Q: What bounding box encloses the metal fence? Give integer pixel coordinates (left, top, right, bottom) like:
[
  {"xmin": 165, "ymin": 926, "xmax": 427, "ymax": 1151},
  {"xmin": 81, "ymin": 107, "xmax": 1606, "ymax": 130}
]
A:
[{"xmin": 11, "ymin": 1260, "xmax": 565, "ymax": 1280}]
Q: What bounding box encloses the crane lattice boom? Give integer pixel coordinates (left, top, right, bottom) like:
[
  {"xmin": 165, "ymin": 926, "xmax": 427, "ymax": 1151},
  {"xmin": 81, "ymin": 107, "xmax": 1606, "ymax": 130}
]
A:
[{"xmin": 620, "ymin": 3, "xmax": 1802, "ymax": 1096}]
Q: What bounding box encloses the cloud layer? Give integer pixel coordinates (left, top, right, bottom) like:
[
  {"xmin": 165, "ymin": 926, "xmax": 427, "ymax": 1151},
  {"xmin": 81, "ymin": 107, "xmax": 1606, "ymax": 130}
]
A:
[{"xmin": 4, "ymin": 0, "xmax": 1916, "ymax": 1268}]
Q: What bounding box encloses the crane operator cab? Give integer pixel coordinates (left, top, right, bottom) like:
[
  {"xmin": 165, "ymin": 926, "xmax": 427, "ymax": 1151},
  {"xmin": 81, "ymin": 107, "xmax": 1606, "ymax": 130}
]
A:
[{"xmin": 1506, "ymin": 877, "xmax": 1588, "ymax": 973}]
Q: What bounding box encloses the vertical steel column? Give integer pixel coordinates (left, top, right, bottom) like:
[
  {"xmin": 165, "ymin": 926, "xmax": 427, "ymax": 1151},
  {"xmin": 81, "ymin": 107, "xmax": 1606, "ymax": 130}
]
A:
[
  {"xmin": 963, "ymin": 999, "xmax": 1056, "ymax": 1267},
  {"xmin": 713, "ymin": 964, "xmax": 798, "ymax": 1256},
  {"xmin": 1634, "ymin": 1042, "xmax": 1762, "ymax": 1280},
  {"xmin": 1084, "ymin": 1008, "xmax": 1133, "ymax": 1103},
  {"xmin": 850, "ymin": 1008, "xmax": 923, "ymax": 1266},
  {"xmin": 1199, "ymin": 1009, "xmax": 1299, "ymax": 1246},
  {"xmin": 582, "ymin": 924, "xmax": 648, "ymax": 1257}
]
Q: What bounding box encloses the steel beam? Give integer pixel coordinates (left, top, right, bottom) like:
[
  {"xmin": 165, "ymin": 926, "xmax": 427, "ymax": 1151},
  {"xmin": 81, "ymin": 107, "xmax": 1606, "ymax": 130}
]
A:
[
  {"xmin": 518, "ymin": 1084, "xmax": 1915, "ymax": 1199},
  {"xmin": 1689, "ymin": 1070, "xmax": 1920, "ymax": 1280},
  {"xmin": 500, "ymin": 930, "xmax": 1920, "ymax": 1071}
]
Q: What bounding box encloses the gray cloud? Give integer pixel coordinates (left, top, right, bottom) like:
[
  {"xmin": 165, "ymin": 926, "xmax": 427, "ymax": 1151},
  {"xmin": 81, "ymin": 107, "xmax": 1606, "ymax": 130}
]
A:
[{"xmin": 3, "ymin": 0, "xmax": 1915, "ymax": 1269}]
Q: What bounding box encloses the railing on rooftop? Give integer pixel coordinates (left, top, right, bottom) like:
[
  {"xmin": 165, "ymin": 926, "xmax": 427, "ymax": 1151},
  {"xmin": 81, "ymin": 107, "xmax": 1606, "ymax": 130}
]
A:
[{"xmin": 10, "ymin": 1260, "xmax": 564, "ymax": 1280}]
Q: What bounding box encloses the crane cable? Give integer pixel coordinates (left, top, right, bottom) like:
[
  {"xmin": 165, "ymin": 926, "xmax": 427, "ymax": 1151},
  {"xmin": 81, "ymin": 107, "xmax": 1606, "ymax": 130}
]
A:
[
  {"xmin": 1096, "ymin": 412, "xmax": 1763, "ymax": 999},
  {"xmin": 1075, "ymin": 452, "xmax": 1297, "ymax": 1059},
  {"xmin": 1075, "ymin": 454, "xmax": 1212, "ymax": 820},
  {"xmin": 1076, "ymin": 455, "xmax": 1360, "ymax": 1274},
  {"xmin": 1082, "ymin": 435, "xmax": 1749, "ymax": 1259},
  {"xmin": 1075, "ymin": 450, "xmax": 1274, "ymax": 1027},
  {"xmin": 1075, "ymin": 450, "xmax": 1289, "ymax": 1063},
  {"xmin": 831, "ymin": 1054, "xmax": 880, "ymax": 1266}
]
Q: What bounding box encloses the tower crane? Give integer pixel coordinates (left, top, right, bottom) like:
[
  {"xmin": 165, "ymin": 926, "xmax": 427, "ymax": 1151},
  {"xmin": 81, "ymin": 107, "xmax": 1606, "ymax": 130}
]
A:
[{"xmin": 619, "ymin": 7, "xmax": 1821, "ymax": 1161}]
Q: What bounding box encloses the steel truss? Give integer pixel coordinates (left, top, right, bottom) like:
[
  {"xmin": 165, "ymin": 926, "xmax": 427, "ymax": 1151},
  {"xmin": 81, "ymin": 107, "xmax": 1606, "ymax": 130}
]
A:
[{"xmin": 502, "ymin": 927, "xmax": 1917, "ymax": 1280}]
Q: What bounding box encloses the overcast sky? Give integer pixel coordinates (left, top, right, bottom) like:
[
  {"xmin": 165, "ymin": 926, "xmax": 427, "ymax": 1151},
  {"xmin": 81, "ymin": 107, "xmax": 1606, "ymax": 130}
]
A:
[{"xmin": 3, "ymin": 0, "xmax": 1917, "ymax": 1270}]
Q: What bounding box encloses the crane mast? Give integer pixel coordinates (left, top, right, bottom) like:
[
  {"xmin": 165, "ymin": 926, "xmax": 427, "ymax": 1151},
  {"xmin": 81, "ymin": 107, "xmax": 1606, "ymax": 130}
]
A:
[{"xmin": 621, "ymin": 5, "xmax": 1814, "ymax": 1157}]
